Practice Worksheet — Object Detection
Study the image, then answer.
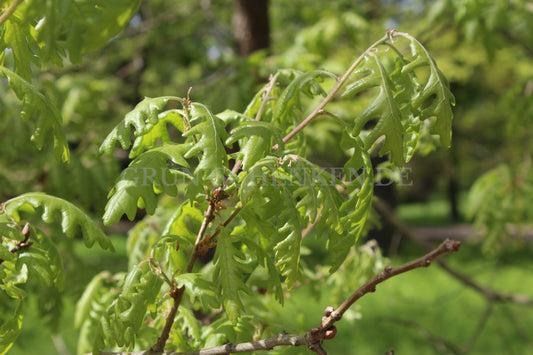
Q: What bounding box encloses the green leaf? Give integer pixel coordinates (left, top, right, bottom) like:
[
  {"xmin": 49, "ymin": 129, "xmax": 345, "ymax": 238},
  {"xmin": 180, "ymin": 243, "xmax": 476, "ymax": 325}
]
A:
[
  {"xmin": 0, "ymin": 67, "xmax": 69, "ymax": 162},
  {"xmin": 99, "ymin": 97, "xmax": 172, "ymax": 155},
  {"xmin": 226, "ymin": 121, "xmax": 284, "ymax": 170},
  {"xmin": 4, "ymin": 193, "xmax": 113, "ymax": 250},
  {"xmin": 238, "ymin": 156, "xmax": 281, "ymax": 203},
  {"xmin": 3, "ymin": 16, "xmax": 39, "ymax": 80},
  {"xmin": 175, "ymin": 273, "xmax": 220, "ymax": 309},
  {"xmin": 100, "ymin": 263, "xmax": 163, "ymax": 349},
  {"xmin": 280, "ymin": 155, "xmax": 344, "ymax": 233},
  {"xmin": 273, "ymin": 69, "xmax": 335, "ymax": 123},
  {"xmin": 184, "ymin": 103, "xmax": 229, "ymax": 186},
  {"xmin": 345, "ymin": 54, "xmax": 404, "ymax": 167},
  {"xmin": 130, "ymin": 110, "xmax": 186, "ymax": 158},
  {"xmin": 329, "ymin": 135, "xmax": 374, "ymax": 272},
  {"xmin": 75, "ymin": 271, "xmax": 106, "ymax": 328},
  {"xmin": 403, "ymin": 38, "xmax": 455, "ymax": 147},
  {"xmin": 0, "ymin": 301, "xmax": 23, "ymax": 355},
  {"xmin": 0, "ymin": 224, "xmax": 25, "ymax": 242},
  {"xmin": 213, "ymin": 231, "xmax": 252, "ymax": 325},
  {"xmin": 103, "ymin": 144, "xmax": 191, "ymax": 225},
  {"xmin": 6, "ymin": 0, "xmax": 140, "ymax": 65},
  {"xmin": 273, "ymin": 185, "xmax": 303, "ymax": 289}
]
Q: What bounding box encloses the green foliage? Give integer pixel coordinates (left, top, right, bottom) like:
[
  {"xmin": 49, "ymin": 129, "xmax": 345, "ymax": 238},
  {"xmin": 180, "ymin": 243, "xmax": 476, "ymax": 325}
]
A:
[
  {"xmin": 3, "ymin": 193, "xmax": 113, "ymax": 250},
  {"xmin": 1, "ymin": 2, "xmax": 459, "ymax": 353},
  {"xmin": 0, "ymin": 0, "xmax": 140, "ymax": 160},
  {"xmin": 466, "ymin": 164, "xmax": 533, "ymax": 254},
  {"xmin": 0, "ymin": 67, "xmax": 69, "ymax": 162}
]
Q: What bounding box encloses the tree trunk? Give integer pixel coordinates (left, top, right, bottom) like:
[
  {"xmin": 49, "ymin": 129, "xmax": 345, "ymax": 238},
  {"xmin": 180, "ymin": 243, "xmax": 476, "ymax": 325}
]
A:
[{"xmin": 232, "ymin": 0, "xmax": 270, "ymax": 57}]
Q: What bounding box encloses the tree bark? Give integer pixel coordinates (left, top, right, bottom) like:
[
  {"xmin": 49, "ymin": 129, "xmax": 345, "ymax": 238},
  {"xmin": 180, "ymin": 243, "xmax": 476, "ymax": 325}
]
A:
[{"xmin": 232, "ymin": 0, "xmax": 270, "ymax": 57}]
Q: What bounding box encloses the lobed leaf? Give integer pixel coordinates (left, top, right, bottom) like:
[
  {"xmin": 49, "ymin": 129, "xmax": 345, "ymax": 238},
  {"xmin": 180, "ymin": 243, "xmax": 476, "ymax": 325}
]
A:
[
  {"xmin": 103, "ymin": 144, "xmax": 191, "ymax": 225},
  {"xmin": 403, "ymin": 38, "xmax": 455, "ymax": 147},
  {"xmin": 0, "ymin": 67, "xmax": 69, "ymax": 162},
  {"xmin": 273, "ymin": 186, "xmax": 303, "ymax": 289},
  {"xmin": 273, "ymin": 69, "xmax": 335, "ymax": 123},
  {"xmin": 213, "ymin": 230, "xmax": 252, "ymax": 325},
  {"xmin": 4, "ymin": 193, "xmax": 113, "ymax": 250},
  {"xmin": 226, "ymin": 120, "xmax": 284, "ymax": 170},
  {"xmin": 345, "ymin": 54, "xmax": 404, "ymax": 166},
  {"xmin": 329, "ymin": 135, "xmax": 374, "ymax": 272},
  {"xmin": 184, "ymin": 103, "xmax": 229, "ymax": 186},
  {"xmin": 99, "ymin": 97, "xmax": 172, "ymax": 156}
]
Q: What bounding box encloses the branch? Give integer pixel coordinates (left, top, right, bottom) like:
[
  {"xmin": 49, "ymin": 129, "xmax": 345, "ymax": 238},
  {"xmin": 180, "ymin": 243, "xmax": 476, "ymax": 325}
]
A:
[
  {"xmin": 151, "ymin": 200, "xmax": 217, "ymax": 352},
  {"xmin": 0, "ymin": 0, "xmax": 23, "ymax": 25},
  {"xmin": 273, "ymin": 33, "xmax": 390, "ymax": 149},
  {"xmin": 93, "ymin": 239, "xmax": 460, "ymax": 355},
  {"xmin": 373, "ymin": 198, "xmax": 533, "ymax": 306}
]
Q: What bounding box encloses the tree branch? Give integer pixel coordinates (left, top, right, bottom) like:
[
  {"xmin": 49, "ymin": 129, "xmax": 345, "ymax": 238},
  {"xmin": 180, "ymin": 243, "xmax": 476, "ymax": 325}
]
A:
[
  {"xmin": 95, "ymin": 239, "xmax": 460, "ymax": 355},
  {"xmin": 273, "ymin": 33, "xmax": 390, "ymax": 149},
  {"xmin": 373, "ymin": 198, "xmax": 533, "ymax": 307},
  {"xmin": 0, "ymin": 0, "xmax": 23, "ymax": 25}
]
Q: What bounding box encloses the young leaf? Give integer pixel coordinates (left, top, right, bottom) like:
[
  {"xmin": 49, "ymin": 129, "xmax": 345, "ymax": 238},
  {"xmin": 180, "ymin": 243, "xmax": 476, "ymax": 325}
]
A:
[
  {"xmin": 4, "ymin": 193, "xmax": 113, "ymax": 250},
  {"xmin": 129, "ymin": 110, "xmax": 186, "ymax": 158},
  {"xmin": 273, "ymin": 185, "xmax": 303, "ymax": 289},
  {"xmin": 0, "ymin": 67, "xmax": 69, "ymax": 162},
  {"xmin": 213, "ymin": 230, "xmax": 252, "ymax": 325},
  {"xmin": 175, "ymin": 273, "xmax": 220, "ymax": 309},
  {"xmin": 226, "ymin": 121, "xmax": 284, "ymax": 170},
  {"xmin": 99, "ymin": 97, "xmax": 173, "ymax": 155},
  {"xmin": 99, "ymin": 263, "xmax": 163, "ymax": 350},
  {"xmin": 3, "ymin": 16, "xmax": 39, "ymax": 81},
  {"xmin": 103, "ymin": 144, "xmax": 191, "ymax": 225},
  {"xmin": 280, "ymin": 155, "xmax": 344, "ymax": 232},
  {"xmin": 403, "ymin": 37, "xmax": 455, "ymax": 147},
  {"xmin": 273, "ymin": 69, "xmax": 335, "ymax": 124},
  {"xmin": 344, "ymin": 54, "xmax": 404, "ymax": 167},
  {"xmin": 0, "ymin": 301, "xmax": 23, "ymax": 355},
  {"xmin": 329, "ymin": 135, "xmax": 374, "ymax": 272},
  {"xmin": 184, "ymin": 103, "xmax": 229, "ymax": 186}
]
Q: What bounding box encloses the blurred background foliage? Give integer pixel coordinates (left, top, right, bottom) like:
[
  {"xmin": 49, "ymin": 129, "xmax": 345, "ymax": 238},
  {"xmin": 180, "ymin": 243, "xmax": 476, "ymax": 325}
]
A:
[{"xmin": 2, "ymin": 0, "xmax": 533, "ymax": 354}]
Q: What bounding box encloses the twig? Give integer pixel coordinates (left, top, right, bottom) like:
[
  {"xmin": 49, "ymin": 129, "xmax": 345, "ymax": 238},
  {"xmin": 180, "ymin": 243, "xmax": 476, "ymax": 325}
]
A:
[
  {"xmin": 373, "ymin": 198, "xmax": 533, "ymax": 306},
  {"xmin": 315, "ymin": 239, "xmax": 461, "ymax": 337},
  {"xmin": 93, "ymin": 239, "xmax": 460, "ymax": 355},
  {"xmin": 151, "ymin": 200, "xmax": 217, "ymax": 352},
  {"xmin": 0, "ymin": 0, "xmax": 23, "ymax": 25},
  {"xmin": 274, "ymin": 33, "xmax": 389, "ymax": 148}
]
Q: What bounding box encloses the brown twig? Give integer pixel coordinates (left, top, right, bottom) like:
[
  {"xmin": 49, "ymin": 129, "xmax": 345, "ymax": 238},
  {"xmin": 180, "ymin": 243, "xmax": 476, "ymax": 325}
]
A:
[
  {"xmin": 0, "ymin": 0, "xmax": 23, "ymax": 25},
  {"xmin": 97, "ymin": 239, "xmax": 460, "ymax": 355},
  {"xmin": 373, "ymin": 198, "xmax": 533, "ymax": 307}
]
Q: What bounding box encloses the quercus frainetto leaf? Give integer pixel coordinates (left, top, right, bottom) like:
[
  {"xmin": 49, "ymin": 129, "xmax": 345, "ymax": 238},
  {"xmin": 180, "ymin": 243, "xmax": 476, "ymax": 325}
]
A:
[
  {"xmin": 103, "ymin": 144, "xmax": 191, "ymax": 225},
  {"xmin": 95, "ymin": 263, "xmax": 163, "ymax": 351},
  {"xmin": 184, "ymin": 103, "xmax": 229, "ymax": 186},
  {"xmin": 213, "ymin": 231, "xmax": 252, "ymax": 325},
  {"xmin": 328, "ymin": 135, "xmax": 374, "ymax": 272},
  {"xmin": 273, "ymin": 69, "xmax": 335, "ymax": 124},
  {"xmin": 280, "ymin": 155, "xmax": 344, "ymax": 232},
  {"xmin": 344, "ymin": 54, "xmax": 404, "ymax": 166},
  {"xmin": 403, "ymin": 38, "xmax": 455, "ymax": 148},
  {"xmin": 99, "ymin": 97, "xmax": 173, "ymax": 155},
  {"xmin": 4, "ymin": 192, "xmax": 113, "ymax": 250},
  {"xmin": 273, "ymin": 185, "xmax": 303, "ymax": 289},
  {"xmin": 226, "ymin": 120, "xmax": 284, "ymax": 170},
  {"xmin": 0, "ymin": 67, "xmax": 69, "ymax": 162},
  {"xmin": 0, "ymin": 0, "xmax": 140, "ymax": 67}
]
